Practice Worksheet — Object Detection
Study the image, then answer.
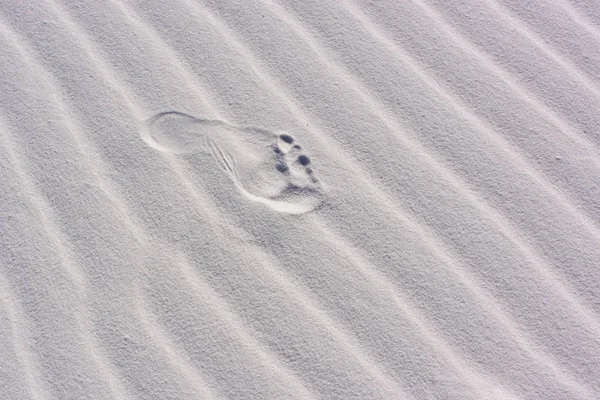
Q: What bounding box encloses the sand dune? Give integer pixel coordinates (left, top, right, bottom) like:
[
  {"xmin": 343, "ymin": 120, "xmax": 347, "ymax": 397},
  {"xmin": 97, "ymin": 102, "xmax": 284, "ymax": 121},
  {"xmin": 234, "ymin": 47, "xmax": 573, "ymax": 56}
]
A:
[{"xmin": 1, "ymin": 0, "xmax": 599, "ymax": 399}]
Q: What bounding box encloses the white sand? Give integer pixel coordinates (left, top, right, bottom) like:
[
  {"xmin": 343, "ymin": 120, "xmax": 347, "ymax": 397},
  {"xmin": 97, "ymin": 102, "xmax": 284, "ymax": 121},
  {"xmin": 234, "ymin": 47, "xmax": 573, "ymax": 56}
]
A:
[{"xmin": 1, "ymin": 0, "xmax": 600, "ymax": 399}]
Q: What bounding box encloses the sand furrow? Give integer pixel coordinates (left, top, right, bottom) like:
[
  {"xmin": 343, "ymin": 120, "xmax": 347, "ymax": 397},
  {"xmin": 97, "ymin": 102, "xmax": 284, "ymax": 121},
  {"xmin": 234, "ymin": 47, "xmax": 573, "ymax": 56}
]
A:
[
  {"xmin": 0, "ymin": 271, "xmax": 48, "ymax": 400},
  {"xmin": 0, "ymin": 74, "xmax": 132, "ymax": 399},
  {"xmin": 340, "ymin": 0, "xmax": 600, "ymax": 237},
  {"xmin": 415, "ymin": 0, "xmax": 600, "ymax": 161},
  {"xmin": 132, "ymin": 291, "xmax": 224, "ymax": 400},
  {"xmin": 0, "ymin": 6, "xmax": 245, "ymax": 398},
  {"xmin": 423, "ymin": 0, "xmax": 600, "ymax": 149},
  {"xmin": 559, "ymin": 0, "xmax": 600, "ymax": 41},
  {"xmin": 390, "ymin": 0, "xmax": 600, "ymax": 217},
  {"xmin": 482, "ymin": 0, "xmax": 600, "ymax": 97}
]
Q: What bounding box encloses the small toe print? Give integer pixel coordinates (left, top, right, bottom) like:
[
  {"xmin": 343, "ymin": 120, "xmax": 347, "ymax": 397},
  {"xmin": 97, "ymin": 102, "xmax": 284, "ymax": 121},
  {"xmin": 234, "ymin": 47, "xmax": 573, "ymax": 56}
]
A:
[
  {"xmin": 276, "ymin": 163, "xmax": 289, "ymax": 173},
  {"xmin": 280, "ymin": 134, "xmax": 294, "ymax": 144},
  {"xmin": 273, "ymin": 146, "xmax": 281, "ymax": 154},
  {"xmin": 293, "ymin": 144, "xmax": 302, "ymax": 150},
  {"xmin": 298, "ymin": 155, "xmax": 310, "ymax": 166}
]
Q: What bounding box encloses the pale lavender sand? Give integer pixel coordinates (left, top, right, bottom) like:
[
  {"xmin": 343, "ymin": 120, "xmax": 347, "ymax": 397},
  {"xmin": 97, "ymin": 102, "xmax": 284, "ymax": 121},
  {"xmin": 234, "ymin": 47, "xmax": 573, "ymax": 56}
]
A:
[{"xmin": 1, "ymin": 0, "xmax": 599, "ymax": 399}]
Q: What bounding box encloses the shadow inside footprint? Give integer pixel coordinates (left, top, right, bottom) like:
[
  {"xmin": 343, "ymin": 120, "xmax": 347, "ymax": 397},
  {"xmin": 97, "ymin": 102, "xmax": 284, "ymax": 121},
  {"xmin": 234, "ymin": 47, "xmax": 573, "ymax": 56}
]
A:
[
  {"xmin": 276, "ymin": 163, "xmax": 289, "ymax": 173},
  {"xmin": 297, "ymin": 155, "xmax": 310, "ymax": 166},
  {"xmin": 142, "ymin": 111, "xmax": 325, "ymax": 215},
  {"xmin": 279, "ymin": 134, "xmax": 294, "ymax": 144}
]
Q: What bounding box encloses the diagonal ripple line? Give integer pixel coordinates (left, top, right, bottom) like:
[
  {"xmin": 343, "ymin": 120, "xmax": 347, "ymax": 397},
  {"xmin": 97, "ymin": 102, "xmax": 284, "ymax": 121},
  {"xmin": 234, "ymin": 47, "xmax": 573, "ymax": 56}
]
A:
[
  {"xmin": 0, "ymin": 36, "xmax": 133, "ymax": 400},
  {"xmin": 0, "ymin": 9, "xmax": 223, "ymax": 400}
]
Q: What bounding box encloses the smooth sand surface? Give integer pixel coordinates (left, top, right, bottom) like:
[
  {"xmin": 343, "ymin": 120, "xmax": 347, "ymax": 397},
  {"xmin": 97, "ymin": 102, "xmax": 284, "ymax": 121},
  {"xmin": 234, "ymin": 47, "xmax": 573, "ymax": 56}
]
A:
[{"xmin": 1, "ymin": 0, "xmax": 600, "ymax": 399}]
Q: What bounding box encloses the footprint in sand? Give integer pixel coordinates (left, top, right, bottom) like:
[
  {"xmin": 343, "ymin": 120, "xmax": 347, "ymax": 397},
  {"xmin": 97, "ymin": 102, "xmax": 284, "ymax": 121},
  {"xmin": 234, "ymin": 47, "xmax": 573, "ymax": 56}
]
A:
[{"xmin": 141, "ymin": 111, "xmax": 325, "ymax": 214}]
